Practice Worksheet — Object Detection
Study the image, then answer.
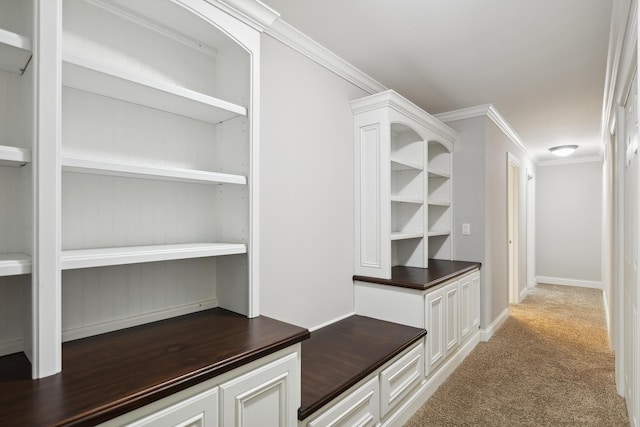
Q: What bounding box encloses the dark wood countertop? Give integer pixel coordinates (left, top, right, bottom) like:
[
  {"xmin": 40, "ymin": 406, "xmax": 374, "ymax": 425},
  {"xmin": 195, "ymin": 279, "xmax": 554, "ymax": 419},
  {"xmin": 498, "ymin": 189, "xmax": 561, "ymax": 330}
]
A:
[
  {"xmin": 353, "ymin": 259, "xmax": 481, "ymax": 290},
  {"xmin": 299, "ymin": 315, "xmax": 426, "ymax": 421},
  {"xmin": 0, "ymin": 308, "xmax": 309, "ymax": 427}
]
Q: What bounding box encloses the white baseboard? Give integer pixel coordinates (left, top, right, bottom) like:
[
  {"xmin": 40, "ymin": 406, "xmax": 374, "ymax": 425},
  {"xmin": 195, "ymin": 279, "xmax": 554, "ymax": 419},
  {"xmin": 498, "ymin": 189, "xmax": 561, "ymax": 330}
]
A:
[
  {"xmin": 602, "ymin": 289, "xmax": 612, "ymax": 347},
  {"xmin": 309, "ymin": 312, "xmax": 357, "ymax": 332},
  {"xmin": 0, "ymin": 337, "xmax": 23, "ymax": 358},
  {"xmin": 519, "ymin": 286, "xmax": 530, "ymax": 302},
  {"xmin": 480, "ymin": 308, "xmax": 509, "ymax": 342},
  {"xmin": 382, "ymin": 332, "xmax": 480, "ymax": 427},
  {"xmin": 536, "ymin": 276, "xmax": 603, "ymax": 290}
]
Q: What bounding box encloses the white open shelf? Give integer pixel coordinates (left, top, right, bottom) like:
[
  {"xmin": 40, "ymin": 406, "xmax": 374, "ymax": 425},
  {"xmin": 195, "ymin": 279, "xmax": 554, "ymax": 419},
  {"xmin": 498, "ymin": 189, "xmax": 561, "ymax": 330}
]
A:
[
  {"xmin": 0, "ymin": 27, "xmax": 32, "ymax": 74},
  {"xmin": 61, "ymin": 54, "xmax": 247, "ymax": 124},
  {"xmin": 0, "ymin": 145, "xmax": 31, "ymax": 167},
  {"xmin": 428, "ymin": 170, "xmax": 450, "ymax": 179},
  {"xmin": 428, "ymin": 200, "xmax": 450, "ymax": 207},
  {"xmin": 391, "ymin": 157, "xmax": 423, "ymax": 171},
  {"xmin": 427, "ymin": 230, "xmax": 451, "ymax": 237},
  {"xmin": 0, "ymin": 253, "xmax": 31, "ymax": 276},
  {"xmin": 390, "ymin": 231, "xmax": 424, "ymax": 241},
  {"xmin": 391, "ymin": 195, "xmax": 423, "ymax": 204},
  {"xmin": 61, "ymin": 243, "xmax": 247, "ymax": 270},
  {"xmin": 62, "ymin": 155, "xmax": 246, "ymax": 186}
]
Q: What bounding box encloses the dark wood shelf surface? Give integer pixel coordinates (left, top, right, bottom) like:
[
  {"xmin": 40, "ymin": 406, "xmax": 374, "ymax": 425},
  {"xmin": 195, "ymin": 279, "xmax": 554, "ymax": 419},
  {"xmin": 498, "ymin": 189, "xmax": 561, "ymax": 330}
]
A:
[
  {"xmin": 298, "ymin": 315, "xmax": 426, "ymax": 421},
  {"xmin": 0, "ymin": 308, "xmax": 309, "ymax": 427},
  {"xmin": 353, "ymin": 259, "xmax": 481, "ymax": 290}
]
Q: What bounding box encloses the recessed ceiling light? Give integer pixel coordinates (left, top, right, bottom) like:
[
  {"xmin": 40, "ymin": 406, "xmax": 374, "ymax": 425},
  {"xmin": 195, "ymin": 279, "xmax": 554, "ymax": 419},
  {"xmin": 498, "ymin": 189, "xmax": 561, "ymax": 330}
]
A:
[{"xmin": 549, "ymin": 145, "xmax": 578, "ymax": 157}]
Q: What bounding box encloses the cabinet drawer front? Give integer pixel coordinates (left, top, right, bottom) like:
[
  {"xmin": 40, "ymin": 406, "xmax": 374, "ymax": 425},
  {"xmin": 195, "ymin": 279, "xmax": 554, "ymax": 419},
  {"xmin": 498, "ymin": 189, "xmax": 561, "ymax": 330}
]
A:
[
  {"xmin": 124, "ymin": 387, "xmax": 219, "ymax": 427},
  {"xmin": 380, "ymin": 342, "xmax": 424, "ymax": 417},
  {"xmin": 307, "ymin": 377, "xmax": 380, "ymax": 427},
  {"xmin": 220, "ymin": 352, "xmax": 298, "ymax": 427}
]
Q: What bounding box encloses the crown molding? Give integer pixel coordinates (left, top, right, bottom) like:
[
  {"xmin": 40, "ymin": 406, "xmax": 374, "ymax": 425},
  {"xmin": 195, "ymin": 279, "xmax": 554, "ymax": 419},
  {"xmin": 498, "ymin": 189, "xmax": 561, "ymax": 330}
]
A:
[
  {"xmin": 537, "ymin": 155, "xmax": 603, "ymax": 167},
  {"xmin": 264, "ymin": 19, "xmax": 387, "ymax": 95},
  {"xmin": 435, "ymin": 104, "xmax": 533, "ymax": 160},
  {"xmin": 210, "ymin": 0, "xmax": 280, "ymax": 32},
  {"xmin": 351, "ymin": 90, "xmax": 459, "ymax": 141}
]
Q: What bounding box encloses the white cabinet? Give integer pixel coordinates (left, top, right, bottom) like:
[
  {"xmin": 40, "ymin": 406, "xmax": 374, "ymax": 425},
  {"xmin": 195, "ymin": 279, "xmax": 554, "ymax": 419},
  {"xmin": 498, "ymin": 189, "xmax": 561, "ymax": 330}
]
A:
[
  {"xmin": 219, "ymin": 352, "xmax": 299, "ymax": 427},
  {"xmin": 351, "ymin": 90, "xmax": 457, "ymax": 279},
  {"xmin": 306, "ymin": 376, "xmax": 380, "ymax": 427},
  {"xmin": 101, "ymin": 347, "xmax": 300, "ymax": 427},
  {"xmin": 425, "ymin": 279, "xmax": 458, "ymax": 375},
  {"xmin": 379, "ymin": 342, "xmax": 424, "ymax": 417}
]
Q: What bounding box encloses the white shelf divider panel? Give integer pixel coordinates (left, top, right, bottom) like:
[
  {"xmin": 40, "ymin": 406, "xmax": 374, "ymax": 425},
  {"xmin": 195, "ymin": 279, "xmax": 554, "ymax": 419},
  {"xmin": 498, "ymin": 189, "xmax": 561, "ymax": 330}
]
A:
[
  {"xmin": 391, "ymin": 158, "xmax": 423, "ymax": 172},
  {"xmin": 428, "ymin": 201, "xmax": 450, "ymax": 207},
  {"xmin": 0, "ymin": 145, "xmax": 31, "ymax": 167},
  {"xmin": 61, "ymin": 155, "xmax": 246, "ymax": 185},
  {"xmin": 427, "ymin": 230, "xmax": 450, "ymax": 237},
  {"xmin": 0, "ymin": 253, "xmax": 32, "ymax": 276},
  {"xmin": 391, "ymin": 196, "xmax": 423, "ymax": 204},
  {"xmin": 390, "ymin": 232, "xmax": 424, "ymax": 241},
  {"xmin": 0, "ymin": 27, "xmax": 32, "ymax": 74},
  {"xmin": 428, "ymin": 170, "xmax": 450, "ymax": 179},
  {"xmin": 61, "ymin": 243, "xmax": 247, "ymax": 270},
  {"xmin": 61, "ymin": 54, "xmax": 247, "ymax": 124}
]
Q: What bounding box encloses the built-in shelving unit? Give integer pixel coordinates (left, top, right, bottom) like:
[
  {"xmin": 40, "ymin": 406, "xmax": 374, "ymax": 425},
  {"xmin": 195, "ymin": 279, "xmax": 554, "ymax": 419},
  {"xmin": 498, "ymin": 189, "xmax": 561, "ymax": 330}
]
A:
[
  {"xmin": 0, "ymin": 0, "xmax": 36, "ymax": 369},
  {"xmin": 352, "ymin": 90, "xmax": 457, "ymax": 279},
  {"xmin": 0, "ymin": 27, "xmax": 32, "ymax": 74}
]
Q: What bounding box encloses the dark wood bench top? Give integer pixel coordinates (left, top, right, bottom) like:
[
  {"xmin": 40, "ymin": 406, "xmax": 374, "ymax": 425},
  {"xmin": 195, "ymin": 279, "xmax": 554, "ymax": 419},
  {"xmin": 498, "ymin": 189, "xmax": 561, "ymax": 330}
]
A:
[
  {"xmin": 299, "ymin": 315, "xmax": 426, "ymax": 420},
  {"xmin": 353, "ymin": 259, "xmax": 481, "ymax": 290},
  {"xmin": 0, "ymin": 308, "xmax": 309, "ymax": 427}
]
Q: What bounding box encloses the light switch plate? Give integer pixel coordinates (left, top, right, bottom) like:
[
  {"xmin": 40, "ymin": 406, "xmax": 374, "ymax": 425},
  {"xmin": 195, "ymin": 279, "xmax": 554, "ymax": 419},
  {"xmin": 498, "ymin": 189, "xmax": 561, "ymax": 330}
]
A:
[{"xmin": 462, "ymin": 223, "xmax": 471, "ymax": 235}]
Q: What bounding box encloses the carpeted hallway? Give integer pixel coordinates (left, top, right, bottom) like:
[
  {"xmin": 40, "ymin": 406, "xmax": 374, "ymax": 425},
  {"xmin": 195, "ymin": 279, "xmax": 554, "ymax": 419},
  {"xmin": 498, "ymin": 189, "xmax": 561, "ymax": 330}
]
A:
[{"xmin": 405, "ymin": 284, "xmax": 629, "ymax": 426}]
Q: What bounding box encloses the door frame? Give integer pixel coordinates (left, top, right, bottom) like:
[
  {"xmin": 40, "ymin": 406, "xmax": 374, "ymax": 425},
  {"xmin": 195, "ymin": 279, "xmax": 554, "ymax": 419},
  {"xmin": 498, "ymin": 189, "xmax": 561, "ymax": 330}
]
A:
[{"xmin": 507, "ymin": 153, "xmax": 520, "ymax": 304}]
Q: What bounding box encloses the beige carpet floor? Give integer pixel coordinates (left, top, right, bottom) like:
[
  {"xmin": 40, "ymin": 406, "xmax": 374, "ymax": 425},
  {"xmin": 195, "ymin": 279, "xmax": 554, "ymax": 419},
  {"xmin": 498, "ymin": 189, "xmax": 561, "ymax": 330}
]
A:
[{"xmin": 405, "ymin": 284, "xmax": 629, "ymax": 426}]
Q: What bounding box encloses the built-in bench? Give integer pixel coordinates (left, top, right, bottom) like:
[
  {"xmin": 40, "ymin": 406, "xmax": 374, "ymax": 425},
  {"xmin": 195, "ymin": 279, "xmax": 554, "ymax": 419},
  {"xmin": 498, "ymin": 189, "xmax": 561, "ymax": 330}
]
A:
[{"xmin": 299, "ymin": 315, "xmax": 426, "ymax": 426}]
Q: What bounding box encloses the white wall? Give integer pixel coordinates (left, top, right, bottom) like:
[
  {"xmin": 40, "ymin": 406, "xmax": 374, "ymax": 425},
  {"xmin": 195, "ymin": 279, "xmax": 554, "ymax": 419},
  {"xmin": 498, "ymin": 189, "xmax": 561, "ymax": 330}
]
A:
[
  {"xmin": 259, "ymin": 35, "xmax": 368, "ymax": 329},
  {"xmin": 536, "ymin": 161, "xmax": 603, "ymax": 287}
]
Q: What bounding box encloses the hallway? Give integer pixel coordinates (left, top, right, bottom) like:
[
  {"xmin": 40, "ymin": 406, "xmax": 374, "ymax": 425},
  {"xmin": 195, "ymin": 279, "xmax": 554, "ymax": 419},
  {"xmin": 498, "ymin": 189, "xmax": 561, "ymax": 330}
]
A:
[{"xmin": 405, "ymin": 284, "xmax": 628, "ymax": 426}]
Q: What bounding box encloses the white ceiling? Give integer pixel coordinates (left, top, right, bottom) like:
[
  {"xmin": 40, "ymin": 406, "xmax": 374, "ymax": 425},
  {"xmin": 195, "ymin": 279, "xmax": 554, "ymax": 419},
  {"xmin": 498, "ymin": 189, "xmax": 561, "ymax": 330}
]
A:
[{"xmin": 260, "ymin": 0, "xmax": 613, "ymax": 162}]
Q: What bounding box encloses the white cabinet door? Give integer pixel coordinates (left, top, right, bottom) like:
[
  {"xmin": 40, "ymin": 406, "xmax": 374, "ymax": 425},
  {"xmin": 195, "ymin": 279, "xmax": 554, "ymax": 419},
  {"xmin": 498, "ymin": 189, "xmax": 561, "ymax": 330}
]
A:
[
  {"xmin": 444, "ymin": 281, "xmax": 459, "ymax": 355},
  {"xmin": 219, "ymin": 353, "xmax": 299, "ymax": 427},
  {"xmin": 379, "ymin": 342, "xmax": 424, "ymax": 417},
  {"xmin": 425, "ymin": 288, "xmax": 445, "ymax": 375},
  {"xmin": 307, "ymin": 376, "xmax": 380, "ymax": 427},
  {"xmin": 459, "ymin": 275, "xmax": 472, "ymax": 343}
]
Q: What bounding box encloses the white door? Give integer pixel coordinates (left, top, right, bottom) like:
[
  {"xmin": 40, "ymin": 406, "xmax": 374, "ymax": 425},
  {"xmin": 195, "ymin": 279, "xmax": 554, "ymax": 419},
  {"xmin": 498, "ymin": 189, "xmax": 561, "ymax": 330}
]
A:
[{"xmin": 507, "ymin": 154, "xmax": 520, "ymax": 304}]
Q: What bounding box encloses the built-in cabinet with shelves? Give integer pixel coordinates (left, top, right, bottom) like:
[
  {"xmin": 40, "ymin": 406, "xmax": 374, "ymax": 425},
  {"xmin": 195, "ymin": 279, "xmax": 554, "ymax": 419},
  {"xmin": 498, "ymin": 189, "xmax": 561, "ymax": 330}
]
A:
[
  {"xmin": 352, "ymin": 90, "xmax": 456, "ymax": 279},
  {"xmin": 0, "ymin": 0, "xmax": 35, "ymax": 362}
]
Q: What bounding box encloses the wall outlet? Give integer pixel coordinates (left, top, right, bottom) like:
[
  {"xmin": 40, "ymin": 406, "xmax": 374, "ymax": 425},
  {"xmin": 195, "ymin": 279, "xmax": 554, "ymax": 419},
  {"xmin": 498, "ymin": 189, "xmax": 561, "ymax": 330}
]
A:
[{"xmin": 462, "ymin": 223, "xmax": 471, "ymax": 235}]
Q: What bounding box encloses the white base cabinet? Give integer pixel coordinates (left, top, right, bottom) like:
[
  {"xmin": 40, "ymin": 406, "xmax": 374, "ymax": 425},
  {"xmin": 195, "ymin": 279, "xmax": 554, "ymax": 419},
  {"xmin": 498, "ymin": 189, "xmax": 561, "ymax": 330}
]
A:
[
  {"xmin": 101, "ymin": 346, "xmax": 301, "ymax": 427},
  {"xmin": 301, "ymin": 342, "xmax": 424, "ymax": 427}
]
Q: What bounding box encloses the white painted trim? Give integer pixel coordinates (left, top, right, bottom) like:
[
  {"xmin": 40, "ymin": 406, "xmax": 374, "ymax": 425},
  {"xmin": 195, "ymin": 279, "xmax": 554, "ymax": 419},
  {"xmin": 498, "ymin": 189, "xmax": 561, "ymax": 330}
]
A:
[
  {"xmin": 61, "ymin": 299, "xmax": 218, "ymax": 342},
  {"xmin": 603, "ymin": 288, "xmax": 612, "ymax": 347},
  {"xmin": 309, "ymin": 312, "xmax": 357, "ymax": 333},
  {"xmin": 381, "ymin": 331, "xmax": 480, "ymax": 427},
  {"xmin": 204, "ymin": 0, "xmax": 280, "ymax": 32},
  {"xmin": 519, "ymin": 286, "xmax": 530, "ymax": 302},
  {"xmin": 537, "ymin": 156, "xmax": 603, "ymax": 167},
  {"xmin": 264, "ymin": 19, "xmax": 386, "ymax": 95},
  {"xmin": 480, "ymin": 308, "xmax": 509, "ymax": 342},
  {"xmin": 435, "ymin": 104, "xmax": 533, "ymax": 160},
  {"xmin": 536, "ymin": 276, "xmax": 603, "ymax": 290}
]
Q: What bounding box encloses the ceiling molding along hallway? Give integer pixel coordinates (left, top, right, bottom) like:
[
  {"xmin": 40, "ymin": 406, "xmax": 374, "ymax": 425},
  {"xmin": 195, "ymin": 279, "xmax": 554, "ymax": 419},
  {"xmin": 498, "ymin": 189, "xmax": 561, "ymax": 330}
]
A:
[
  {"xmin": 435, "ymin": 104, "xmax": 534, "ymax": 161},
  {"xmin": 537, "ymin": 156, "xmax": 604, "ymax": 167},
  {"xmin": 264, "ymin": 19, "xmax": 387, "ymax": 95}
]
